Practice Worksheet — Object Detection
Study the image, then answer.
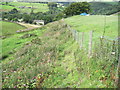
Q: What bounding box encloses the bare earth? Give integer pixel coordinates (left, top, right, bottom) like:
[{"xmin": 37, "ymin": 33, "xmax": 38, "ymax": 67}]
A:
[{"xmin": 16, "ymin": 22, "xmax": 42, "ymax": 33}]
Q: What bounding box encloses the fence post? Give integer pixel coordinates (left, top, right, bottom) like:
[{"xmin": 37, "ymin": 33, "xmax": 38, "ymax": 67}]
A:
[
  {"xmin": 75, "ymin": 31, "xmax": 77, "ymax": 41},
  {"xmin": 76, "ymin": 31, "xmax": 79, "ymax": 42},
  {"xmin": 115, "ymin": 55, "xmax": 120, "ymax": 87},
  {"xmin": 88, "ymin": 31, "xmax": 93, "ymax": 58},
  {"xmin": 112, "ymin": 40, "xmax": 116, "ymax": 52},
  {"xmin": 73, "ymin": 30, "xmax": 76, "ymax": 40},
  {"xmin": 78, "ymin": 32, "xmax": 80, "ymax": 45},
  {"xmin": 80, "ymin": 32, "xmax": 84, "ymax": 49},
  {"xmin": 75, "ymin": 30, "xmax": 77, "ymax": 41}
]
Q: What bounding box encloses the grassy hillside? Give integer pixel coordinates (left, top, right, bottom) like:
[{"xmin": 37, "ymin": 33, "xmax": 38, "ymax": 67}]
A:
[
  {"xmin": 65, "ymin": 15, "xmax": 118, "ymax": 47},
  {"xmin": 2, "ymin": 20, "xmax": 118, "ymax": 88},
  {"xmin": 1, "ymin": 2, "xmax": 49, "ymax": 13},
  {"xmin": 1, "ymin": 21, "xmax": 26, "ymax": 36},
  {"xmin": 65, "ymin": 15, "xmax": 118, "ymax": 37}
]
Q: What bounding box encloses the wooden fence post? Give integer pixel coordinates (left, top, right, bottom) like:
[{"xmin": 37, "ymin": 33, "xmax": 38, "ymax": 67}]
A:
[
  {"xmin": 80, "ymin": 32, "xmax": 84, "ymax": 49},
  {"xmin": 115, "ymin": 55, "xmax": 120, "ymax": 87},
  {"xmin": 0, "ymin": 63, "xmax": 1, "ymax": 90},
  {"xmin": 112, "ymin": 40, "xmax": 116, "ymax": 52},
  {"xmin": 73, "ymin": 30, "xmax": 76, "ymax": 40},
  {"xmin": 75, "ymin": 31, "xmax": 77, "ymax": 41},
  {"xmin": 76, "ymin": 31, "xmax": 79, "ymax": 42},
  {"xmin": 78, "ymin": 32, "xmax": 80, "ymax": 45},
  {"xmin": 88, "ymin": 31, "xmax": 93, "ymax": 58},
  {"xmin": 75, "ymin": 30, "xmax": 77, "ymax": 41}
]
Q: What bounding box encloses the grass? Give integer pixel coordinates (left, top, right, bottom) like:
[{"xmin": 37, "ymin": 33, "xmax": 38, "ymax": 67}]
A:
[
  {"xmin": 1, "ymin": 2, "xmax": 49, "ymax": 13},
  {"xmin": 1, "ymin": 21, "xmax": 26, "ymax": 36},
  {"xmin": 0, "ymin": 5, "xmax": 17, "ymax": 12},
  {"xmin": 2, "ymin": 19, "xmax": 118, "ymax": 88},
  {"xmin": 64, "ymin": 15, "xmax": 118, "ymax": 48},
  {"xmin": 65, "ymin": 15, "xmax": 118, "ymax": 38},
  {"xmin": 1, "ymin": 26, "xmax": 45, "ymax": 63},
  {"xmin": 2, "ymin": 20, "xmax": 73, "ymax": 88}
]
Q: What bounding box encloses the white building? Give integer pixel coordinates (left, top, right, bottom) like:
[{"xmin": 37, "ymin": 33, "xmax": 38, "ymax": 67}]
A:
[{"xmin": 33, "ymin": 20, "xmax": 44, "ymax": 25}]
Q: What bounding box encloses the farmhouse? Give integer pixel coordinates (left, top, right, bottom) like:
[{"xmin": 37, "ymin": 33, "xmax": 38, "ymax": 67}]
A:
[{"xmin": 33, "ymin": 20, "xmax": 44, "ymax": 25}]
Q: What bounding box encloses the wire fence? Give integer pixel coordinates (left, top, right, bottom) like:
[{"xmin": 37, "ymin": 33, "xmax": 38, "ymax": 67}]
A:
[
  {"xmin": 67, "ymin": 24, "xmax": 119, "ymax": 58},
  {"xmin": 62, "ymin": 19, "xmax": 119, "ymax": 87}
]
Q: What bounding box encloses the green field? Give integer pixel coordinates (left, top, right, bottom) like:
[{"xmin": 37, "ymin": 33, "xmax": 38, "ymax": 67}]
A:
[
  {"xmin": 0, "ymin": 5, "xmax": 17, "ymax": 12},
  {"xmin": 1, "ymin": 2, "xmax": 49, "ymax": 13},
  {"xmin": 65, "ymin": 15, "xmax": 118, "ymax": 48},
  {"xmin": 1, "ymin": 21, "xmax": 26, "ymax": 36},
  {"xmin": 65, "ymin": 15, "xmax": 118, "ymax": 37}
]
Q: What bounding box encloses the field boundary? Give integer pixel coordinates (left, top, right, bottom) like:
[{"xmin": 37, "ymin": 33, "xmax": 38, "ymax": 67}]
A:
[
  {"xmin": 63, "ymin": 19, "xmax": 118, "ymax": 58},
  {"xmin": 62, "ymin": 19, "xmax": 119, "ymax": 87}
]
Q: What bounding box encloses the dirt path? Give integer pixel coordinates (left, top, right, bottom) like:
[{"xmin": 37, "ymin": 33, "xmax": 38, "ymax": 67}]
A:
[
  {"xmin": 16, "ymin": 22, "xmax": 42, "ymax": 33},
  {"xmin": 18, "ymin": 23, "xmax": 41, "ymax": 28}
]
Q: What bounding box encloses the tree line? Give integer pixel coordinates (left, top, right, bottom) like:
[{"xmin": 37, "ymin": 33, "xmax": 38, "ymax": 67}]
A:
[
  {"xmin": 90, "ymin": 2, "xmax": 120, "ymax": 15},
  {"xmin": 1, "ymin": 2, "xmax": 119, "ymax": 25},
  {"xmin": 1, "ymin": 2, "xmax": 91, "ymax": 24}
]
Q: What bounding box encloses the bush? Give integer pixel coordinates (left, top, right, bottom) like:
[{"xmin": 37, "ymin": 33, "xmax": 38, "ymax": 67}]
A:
[{"xmin": 9, "ymin": 8, "xmax": 18, "ymax": 14}]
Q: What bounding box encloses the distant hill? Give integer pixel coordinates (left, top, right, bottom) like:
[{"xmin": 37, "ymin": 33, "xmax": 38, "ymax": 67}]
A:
[{"xmin": 90, "ymin": 2, "xmax": 120, "ymax": 15}]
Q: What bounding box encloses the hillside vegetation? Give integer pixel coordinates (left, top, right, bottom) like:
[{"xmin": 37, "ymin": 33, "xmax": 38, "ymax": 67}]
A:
[{"xmin": 2, "ymin": 19, "xmax": 118, "ymax": 88}]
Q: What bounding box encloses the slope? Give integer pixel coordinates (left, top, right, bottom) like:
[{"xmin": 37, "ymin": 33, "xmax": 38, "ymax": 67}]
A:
[{"xmin": 2, "ymin": 19, "xmax": 118, "ymax": 88}]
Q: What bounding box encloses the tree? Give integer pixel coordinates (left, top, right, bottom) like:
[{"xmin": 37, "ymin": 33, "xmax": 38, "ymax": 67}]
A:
[
  {"xmin": 48, "ymin": 2, "xmax": 57, "ymax": 10},
  {"xmin": 64, "ymin": 2, "xmax": 90, "ymax": 16},
  {"xmin": 5, "ymin": 2, "xmax": 8, "ymax": 5},
  {"xmin": 54, "ymin": 12, "xmax": 66, "ymax": 21},
  {"xmin": 23, "ymin": 14, "xmax": 33, "ymax": 23},
  {"xmin": 9, "ymin": 8, "xmax": 18, "ymax": 14}
]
